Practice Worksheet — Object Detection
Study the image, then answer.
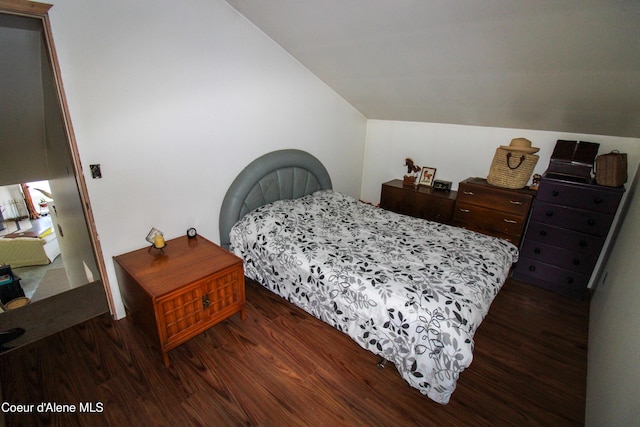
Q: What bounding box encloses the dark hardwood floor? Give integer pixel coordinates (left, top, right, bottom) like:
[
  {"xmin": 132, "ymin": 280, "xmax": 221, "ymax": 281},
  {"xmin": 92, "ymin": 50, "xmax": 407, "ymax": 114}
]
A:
[{"xmin": 0, "ymin": 277, "xmax": 589, "ymax": 426}]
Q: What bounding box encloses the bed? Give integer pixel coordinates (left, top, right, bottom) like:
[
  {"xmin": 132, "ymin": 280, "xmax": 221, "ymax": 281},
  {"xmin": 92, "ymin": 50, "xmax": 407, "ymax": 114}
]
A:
[{"xmin": 220, "ymin": 149, "xmax": 518, "ymax": 404}]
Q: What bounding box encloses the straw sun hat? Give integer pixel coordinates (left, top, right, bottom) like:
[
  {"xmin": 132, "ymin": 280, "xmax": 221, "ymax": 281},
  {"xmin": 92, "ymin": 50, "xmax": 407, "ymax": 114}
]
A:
[{"xmin": 500, "ymin": 138, "xmax": 540, "ymax": 154}]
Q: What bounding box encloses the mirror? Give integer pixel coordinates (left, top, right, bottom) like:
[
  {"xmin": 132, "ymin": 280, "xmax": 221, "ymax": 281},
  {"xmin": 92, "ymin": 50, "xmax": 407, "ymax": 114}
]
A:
[
  {"xmin": 0, "ymin": 2, "xmax": 112, "ymax": 350},
  {"xmin": 0, "ymin": 180, "xmax": 92, "ymax": 305}
]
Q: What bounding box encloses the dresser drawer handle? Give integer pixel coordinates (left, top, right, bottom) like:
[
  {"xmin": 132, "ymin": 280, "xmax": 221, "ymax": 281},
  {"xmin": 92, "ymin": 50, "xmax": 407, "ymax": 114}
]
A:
[
  {"xmin": 463, "ymin": 191, "xmax": 474, "ymax": 195},
  {"xmin": 539, "ymin": 230, "xmax": 547, "ymax": 237},
  {"xmin": 579, "ymin": 240, "xmax": 587, "ymax": 248},
  {"xmin": 503, "ymin": 219, "xmax": 517, "ymax": 224},
  {"xmin": 459, "ymin": 208, "xmax": 471, "ymax": 213},
  {"xmin": 546, "ymin": 211, "xmax": 554, "ymax": 217},
  {"xmin": 528, "ymin": 265, "xmax": 536, "ymax": 272},
  {"xmin": 566, "ymin": 277, "xmax": 574, "ymax": 284},
  {"xmin": 573, "ymin": 258, "xmax": 581, "ymax": 266},
  {"xmin": 509, "ymin": 200, "xmax": 523, "ymax": 205},
  {"xmin": 594, "ymin": 197, "xmax": 603, "ymax": 204},
  {"xmin": 534, "ymin": 248, "xmax": 541, "ymax": 254},
  {"xmin": 587, "ymin": 219, "xmax": 596, "ymax": 226},
  {"xmin": 552, "ymin": 190, "xmax": 560, "ymax": 197}
]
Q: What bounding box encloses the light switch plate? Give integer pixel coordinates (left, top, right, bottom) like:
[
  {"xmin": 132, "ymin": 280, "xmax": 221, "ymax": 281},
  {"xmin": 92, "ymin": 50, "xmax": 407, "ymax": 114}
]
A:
[{"xmin": 90, "ymin": 164, "xmax": 102, "ymax": 179}]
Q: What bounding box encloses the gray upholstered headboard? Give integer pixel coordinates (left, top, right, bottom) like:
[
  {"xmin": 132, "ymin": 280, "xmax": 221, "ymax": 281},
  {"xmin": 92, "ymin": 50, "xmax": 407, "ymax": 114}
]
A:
[{"xmin": 219, "ymin": 149, "xmax": 332, "ymax": 249}]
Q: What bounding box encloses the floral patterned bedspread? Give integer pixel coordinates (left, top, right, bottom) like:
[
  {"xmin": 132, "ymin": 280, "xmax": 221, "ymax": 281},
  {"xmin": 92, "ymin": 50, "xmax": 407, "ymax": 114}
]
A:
[{"xmin": 230, "ymin": 190, "xmax": 518, "ymax": 404}]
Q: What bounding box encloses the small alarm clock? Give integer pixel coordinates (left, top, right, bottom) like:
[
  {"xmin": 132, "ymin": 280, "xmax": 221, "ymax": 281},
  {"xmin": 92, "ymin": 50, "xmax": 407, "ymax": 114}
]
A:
[
  {"xmin": 432, "ymin": 180, "xmax": 452, "ymax": 191},
  {"xmin": 186, "ymin": 227, "xmax": 197, "ymax": 239}
]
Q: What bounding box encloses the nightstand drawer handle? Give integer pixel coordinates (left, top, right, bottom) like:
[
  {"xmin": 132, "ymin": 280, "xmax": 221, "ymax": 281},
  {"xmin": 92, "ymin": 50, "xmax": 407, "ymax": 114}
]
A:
[
  {"xmin": 463, "ymin": 191, "xmax": 474, "ymax": 195},
  {"xmin": 503, "ymin": 219, "xmax": 517, "ymax": 224},
  {"xmin": 509, "ymin": 200, "xmax": 523, "ymax": 205},
  {"xmin": 202, "ymin": 295, "xmax": 210, "ymax": 309},
  {"xmin": 459, "ymin": 208, "xmax": 471, "ymax": 213}
]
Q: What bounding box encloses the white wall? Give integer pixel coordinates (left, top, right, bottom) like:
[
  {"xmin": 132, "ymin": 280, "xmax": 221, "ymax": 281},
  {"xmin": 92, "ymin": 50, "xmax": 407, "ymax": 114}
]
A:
[
  {"xmin": 586, "ymin": 165, "xmax": 640, "ymax": 426},
  {"xmin": 48, "ymin": 0, "xmax": 367, "ymax": 318},
  {"xmin": 361, "ymin": 120, "xmax": 640, "ymax": 204}
]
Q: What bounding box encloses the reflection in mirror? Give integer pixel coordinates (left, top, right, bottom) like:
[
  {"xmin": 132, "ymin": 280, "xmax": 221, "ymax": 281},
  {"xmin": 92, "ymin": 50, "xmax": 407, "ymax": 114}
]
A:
[{"xmin": 0, "ymin": 181, "xmax": 82, "ymax": 307}]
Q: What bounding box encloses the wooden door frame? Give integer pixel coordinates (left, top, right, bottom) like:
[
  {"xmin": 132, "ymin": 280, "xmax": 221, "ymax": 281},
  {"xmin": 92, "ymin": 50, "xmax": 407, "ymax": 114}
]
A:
[{"xmin": 0, "ymin": 0, "xmax": 115, "ymax": 315}]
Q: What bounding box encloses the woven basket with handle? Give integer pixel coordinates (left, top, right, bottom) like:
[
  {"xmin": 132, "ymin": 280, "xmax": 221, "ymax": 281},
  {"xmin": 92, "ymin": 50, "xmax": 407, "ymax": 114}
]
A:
[
  {"xmin": 487, "ymin": 148, "xmax": 539, "ymax": 189},
  {"xmin": 595, "ymin": 150, "xmax": 627, "ymax": 187}
]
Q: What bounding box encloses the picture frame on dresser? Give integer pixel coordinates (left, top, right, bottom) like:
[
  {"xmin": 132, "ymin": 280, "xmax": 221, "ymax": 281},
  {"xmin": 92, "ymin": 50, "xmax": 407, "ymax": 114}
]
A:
[{"xmin": 419, "ymin": 166, "xmax": 436, "ymax": 187}]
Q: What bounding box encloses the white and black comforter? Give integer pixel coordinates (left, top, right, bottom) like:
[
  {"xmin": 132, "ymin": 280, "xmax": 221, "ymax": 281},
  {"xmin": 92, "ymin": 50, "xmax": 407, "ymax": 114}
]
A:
[{"xmin": 230, "ymin": 190, "xmax": 518, "ymax": 404}]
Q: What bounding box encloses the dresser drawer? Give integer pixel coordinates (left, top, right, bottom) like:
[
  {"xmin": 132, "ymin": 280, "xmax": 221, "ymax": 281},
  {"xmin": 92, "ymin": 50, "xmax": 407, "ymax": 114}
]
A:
[
  {"xmin": 519, "ymin": 240, "xmax": 598, "ymax": 275},
  {"xmin": 453, "ymin": 202, "xmax": 525, "ymax": 243},
  {"xmin": 413, "ymin": 192, "xmax": 455, "ymax": 223},
  {"xmin": 537, "ymin": 179, "xmax": 623, "ymax": 214},
  {"xmin": 530, "ymin": 201, "xmax": 615, "ymax": 237},
  {"xmin": 523, "ymin": 221, "xmax": 605, "ymax": 255},
  {"xmin": 380, "ymin": 180, "xmax": 457, "ymax": 224},
  {"xmin": 512, "ymin": 258, "xmax": 590, "ymax": 299},
  {"xmin": 458, "ymin": 181, "xmax": 533, "ymax": 216},
  {"xmin": 380, "ymin": 184, "xmax": 414, "ymax": 216},
  {"xmin": 413, "ymin": 200, "xmax": 454, "ymax": 224}
]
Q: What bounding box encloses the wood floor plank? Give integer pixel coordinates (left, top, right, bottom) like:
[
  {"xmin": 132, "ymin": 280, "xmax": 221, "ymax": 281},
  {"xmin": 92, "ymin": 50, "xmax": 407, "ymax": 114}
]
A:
[{"xmin": 0, "ymin": 277, "xmax": 588, "ymax": 426}]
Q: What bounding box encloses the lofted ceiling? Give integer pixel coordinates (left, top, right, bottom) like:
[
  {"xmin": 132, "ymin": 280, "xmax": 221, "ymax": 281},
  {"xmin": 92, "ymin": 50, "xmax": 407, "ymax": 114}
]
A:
[{"xmin": 226, "ymin": 0, "xmax": 640, "ymax": 138}]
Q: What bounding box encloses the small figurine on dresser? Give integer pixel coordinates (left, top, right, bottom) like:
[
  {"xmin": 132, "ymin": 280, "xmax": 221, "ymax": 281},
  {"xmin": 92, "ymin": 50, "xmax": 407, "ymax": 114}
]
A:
[
  {"xmin": 530, "ymin": 174, "xmax": 541, "ymax": 191},
  {"xmin": 403, "ymin": 158, "xmax": 421, "ymax": 186}
]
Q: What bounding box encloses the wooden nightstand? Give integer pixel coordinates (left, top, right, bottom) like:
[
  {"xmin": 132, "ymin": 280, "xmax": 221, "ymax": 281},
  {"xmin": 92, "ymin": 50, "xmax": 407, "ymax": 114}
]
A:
[
  {"xmin": 380, "ymin": 179, "xmax": 458, "ymax": 224},
  {"xmin": 114, "ymin": 235, "xmax": 245, "ymax": 366}
]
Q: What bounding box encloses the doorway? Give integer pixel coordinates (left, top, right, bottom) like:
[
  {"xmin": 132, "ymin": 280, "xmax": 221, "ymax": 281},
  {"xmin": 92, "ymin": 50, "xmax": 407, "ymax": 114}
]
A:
[{"xmin": 0, "ymin": 2, "xmax": 113, "ymax": 350}]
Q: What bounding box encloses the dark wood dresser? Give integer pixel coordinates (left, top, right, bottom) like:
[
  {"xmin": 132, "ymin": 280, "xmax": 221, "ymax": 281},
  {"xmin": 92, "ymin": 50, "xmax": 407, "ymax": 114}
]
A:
[
  {"xmin": 380, "ymin": 179, "xmax": 457, "ymax": 224},
  {"xmin": 512, "ymin": 176, "xmax": 624, "ymax": 299},
  {"xmin": 452, "ymin": 177, "xmax": 535, "ymax": 246}
]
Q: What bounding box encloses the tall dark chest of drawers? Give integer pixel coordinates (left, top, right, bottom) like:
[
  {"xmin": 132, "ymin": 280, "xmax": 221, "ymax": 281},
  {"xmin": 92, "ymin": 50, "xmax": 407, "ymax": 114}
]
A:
[{"xmin": 512, "ymin": 176, "xmax": 624, "ymax": 299}]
